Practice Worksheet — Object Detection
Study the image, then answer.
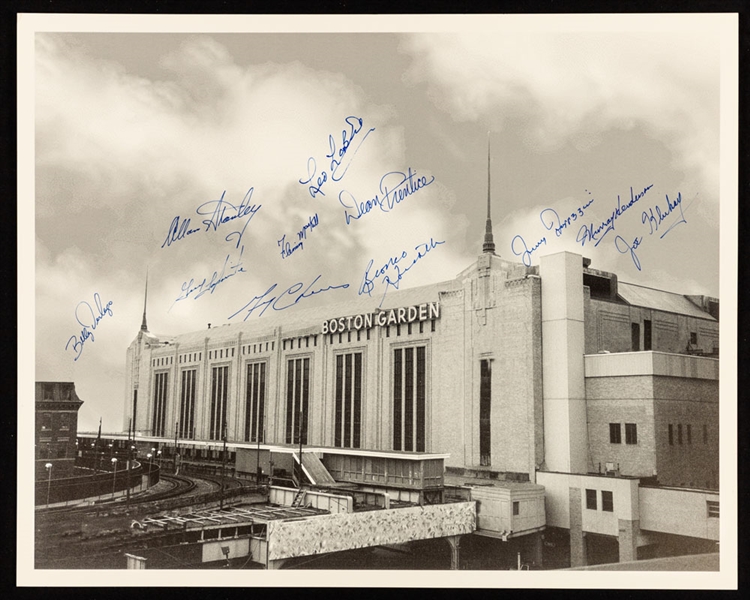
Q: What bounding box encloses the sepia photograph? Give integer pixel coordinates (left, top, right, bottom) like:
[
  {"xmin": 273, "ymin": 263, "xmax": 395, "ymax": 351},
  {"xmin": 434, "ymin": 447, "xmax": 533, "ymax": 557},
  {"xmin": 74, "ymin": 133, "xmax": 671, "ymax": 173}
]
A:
[{"xmin": 17, "ymin": 12, "xmax": 738, "ymax": 587}]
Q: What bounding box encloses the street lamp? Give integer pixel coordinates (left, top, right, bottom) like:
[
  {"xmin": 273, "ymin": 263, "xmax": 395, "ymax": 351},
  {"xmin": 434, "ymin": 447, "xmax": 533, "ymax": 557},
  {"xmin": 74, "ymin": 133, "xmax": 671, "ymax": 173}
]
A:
[
  {"xmin": 127, "ymin": 445, "xmax": 136, "ymax": 509},
  {"xmin": 45, "ymin": 462, "xmax": 53, "ymax": 508},
  {"xmin": 156, "ymin": 450, "xmax": 161, "ymax": 469},
  {"xmin": 146, "ymin": 453, "xmax": 152, "ymax": 486},
  {"xmin": 111, "ymin": 457, "xmax": 118, "ymax": 499}
]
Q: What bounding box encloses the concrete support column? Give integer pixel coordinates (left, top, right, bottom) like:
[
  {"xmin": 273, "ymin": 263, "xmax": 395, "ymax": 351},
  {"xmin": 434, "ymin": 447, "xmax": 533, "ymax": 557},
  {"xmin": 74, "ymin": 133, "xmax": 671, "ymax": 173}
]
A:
[
  {"xmin": 569, "ymin": 487, "xmax": 587, "ymax": 568},
  {"xmin": 540, "ymin": 252, "xmax": 588, "ymax": 474},
  {"xmin": 618, "ymin": 519, "xmax": 640, "ymax": 563},
  {"xmin": 266, "ymin": 558, "xmax": 287, "ymax": 570},
  {"xmin": 446, "ymin": 535, "xmax": 461, "ymax": 570},
  {"xmin": 530, "ymin": 532, "xmax": 544, "ymax": 568}
]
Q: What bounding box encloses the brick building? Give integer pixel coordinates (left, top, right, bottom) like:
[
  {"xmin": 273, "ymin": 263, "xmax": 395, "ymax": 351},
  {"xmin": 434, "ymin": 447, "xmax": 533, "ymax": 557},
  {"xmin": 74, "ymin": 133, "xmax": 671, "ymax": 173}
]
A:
[{"xmin": 35, "ymin": 381, "xmax": 83, "ymax": 479}]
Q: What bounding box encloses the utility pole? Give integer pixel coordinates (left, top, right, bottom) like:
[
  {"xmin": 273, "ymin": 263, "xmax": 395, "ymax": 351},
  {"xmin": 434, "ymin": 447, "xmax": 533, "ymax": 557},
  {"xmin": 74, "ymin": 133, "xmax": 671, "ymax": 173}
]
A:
[
  {"xmin": 174, "ymin": 421, "xmax": 179, "ymax": 474},
  {"xmin": 298, "ymin": 409, "xmax": 303, "ymax": 488},
  {"xmin": 256, "ymin": 413, "xmax": 264, "ymax": 486},
  {"xmin": 220, "ymin": 419, "xmax": 227, "ymax": 510},
  {"xmin": 126, "ymin": 418, "xmax": 132, "ymax": 509},
  {"xmin": 94, "ymin": 417, "xmax": 102, "ymax": 474}
]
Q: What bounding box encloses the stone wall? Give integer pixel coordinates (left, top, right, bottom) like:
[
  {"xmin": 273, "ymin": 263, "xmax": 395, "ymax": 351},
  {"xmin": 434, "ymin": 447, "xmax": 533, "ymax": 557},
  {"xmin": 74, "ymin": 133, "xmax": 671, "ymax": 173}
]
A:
[
  {"xmin": 585, "ymin": 375, "xmax": 658, "ymax": 478},
  {"xmin": 652, "ymin": 377, "xmax": 719, "ymax": 488},
  {"xmin": 587, "ymin": 302, "xmax": 718, "ymax": 355},
  {"xmin": 266, "ymin": 501, "xmax": 475, "ymax": 561}
]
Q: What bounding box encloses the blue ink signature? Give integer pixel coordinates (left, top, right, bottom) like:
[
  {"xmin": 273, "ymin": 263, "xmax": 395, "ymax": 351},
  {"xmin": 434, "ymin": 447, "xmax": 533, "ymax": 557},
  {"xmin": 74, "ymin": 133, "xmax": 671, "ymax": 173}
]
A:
[
  {"xmin": 338, "ymin": 168, "xmax": 435, "ymax": 225},
  {"xmin": 162, "ymin": 188, "xmax": 261, "ymax": 250},
  {"xmin": 161, "ymin": 216, "xmax": 201, "ymax": 248},
  {"xmin": 642, "ymin": 192, "xmax": 687, "ymax": 239},
  {"xmin": 298, "ymin": 213, "xmax": 319, "ymax": 240},
  {"xmin": 197, "ymin": 188, "xmax": 262, "ymax": 249},
  {"xmin": 615, "ymin": 192, "xmax": 688, "ymax": 271},
  {"xmin": 510, "ymin": 235, "xmax": 547, "ymax": 267},
  {"xmin": 65, "ymin": 293, "xmax": 114, "ymax": 361},
  {"xmin": 277, "ymin": 214, "xmax": 320, "ymax": 259},
  {"xmin": 278, "ymin": 234, "xmax": 304, "ymax": 259},
  {"xmin": 614, "ymin": 235, "xmax": 644, "ymax": 271},
  {"xmin": 576, "ymin": 185, "xmax": 653, "ymax": 247},
  {"xmin": 228, "ymin": 276, "xmax": 350, "ymax": 322},
  {"xmin": 299, "ymin": 116, "xmax": 375, "ymax": 198},
  {"xmin": 540, "ymin": 194, "xmax": 595, "ymax": 238},
  {"xmin": 358, "ymin": 237, "xmax": 445, "ymax": 307},
  {"xmin": 171, "ymin": 247, "xmax": 247, "ymax": 307}
]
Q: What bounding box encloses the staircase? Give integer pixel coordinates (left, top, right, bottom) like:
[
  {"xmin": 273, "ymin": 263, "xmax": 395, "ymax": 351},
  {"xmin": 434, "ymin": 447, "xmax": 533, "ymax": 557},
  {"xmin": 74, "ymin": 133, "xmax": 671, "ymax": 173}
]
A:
[{"xmin": 291, "ymin": 488, "xmax": 306, "ymax": 508}]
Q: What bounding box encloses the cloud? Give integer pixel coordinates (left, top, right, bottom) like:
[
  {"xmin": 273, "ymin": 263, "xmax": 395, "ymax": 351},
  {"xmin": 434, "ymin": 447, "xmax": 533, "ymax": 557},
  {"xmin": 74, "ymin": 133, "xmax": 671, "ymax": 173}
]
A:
[
  {"xmin": 35, "ymin": 34, "xmax": 472, "ymax": 429},
  {"xmin": 401, "ymin": 32, "xmax": 720, "ymax": 208},
  {"xmin": 494, "ymin": 183, "xmax": 717, "ymax": 296}
]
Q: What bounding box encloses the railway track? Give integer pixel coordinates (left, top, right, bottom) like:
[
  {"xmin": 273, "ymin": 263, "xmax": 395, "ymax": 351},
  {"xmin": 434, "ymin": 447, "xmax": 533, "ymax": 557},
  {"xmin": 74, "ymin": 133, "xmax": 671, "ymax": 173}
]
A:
[
  {"xmin": 38, "ymin": 473, "xmax": 200, "ymax": 517},
  {"xmin": 191, "ymin": 472, "xmax": 245, "ymax": 491},
  {"xmin": 131, "ymin": 473, "xmax": 198, "ymax": 503}
]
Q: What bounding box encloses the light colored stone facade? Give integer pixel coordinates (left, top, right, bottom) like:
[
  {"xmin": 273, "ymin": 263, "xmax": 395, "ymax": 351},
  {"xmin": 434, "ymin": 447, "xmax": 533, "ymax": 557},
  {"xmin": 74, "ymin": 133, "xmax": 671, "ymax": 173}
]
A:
[
  {"xmin": 266, "ymin": 501, "xmax": 476, "ymax": 561},
  {"xmin": 123, "ymin": 250, "xmax": 718, "ymax": 494}
]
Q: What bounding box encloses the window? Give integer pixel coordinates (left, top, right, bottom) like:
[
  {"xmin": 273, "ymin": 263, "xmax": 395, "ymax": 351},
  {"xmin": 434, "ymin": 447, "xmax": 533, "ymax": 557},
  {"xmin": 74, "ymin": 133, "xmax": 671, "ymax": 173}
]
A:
[
  {"xmin": 152, "ymin": 372, "xmax": 168, "ymax": 437},
  {"xmin": 586, "ymin": 489, "xmax": 597, "ymax": 510},
  {"xmin": 690, "ymin": 332, "xmax": 698, "ymax": 345},
  {"xmin": 512, "ymin": 501, "xmax": 520, "ymax": 516},
  {"xmin": 602, "ymin": 490, "xmax": 614, "ymax": 512},
  {"xmin": 706, "ymin": 500, "xmax": 719, "ymax": 518},
  {"xmin": 334, "ymin": 352, "xmax": 363, "ymax": 449},
  {"xmin": 668, "ymin": 424, "xmax": 674, "ymax": 445},
  {"xmin": 687, "ymin": 424, "xmax": 692, "ymax": 444},
  {"xmin": 678, "ymin": 423, "xmax": 683, "ymax": 445},
  {"xmin": 631, "ymin": 323, "xmax": 640, "ymax": 351},
  {"xmin": 609, "ymin": 423, "xmax": 622, "ymax": 444},
  {"xmin": 41, "ymin": 413, "xmax": 52, "ymax": 431},
  {"xmin": 210, "ymin": 366, "xmax": 229, "ymax": 440},
  {"xmin": 393, "ymin": 346, "xmax": 427, "ymax": 452},
  {"xmin": 703, "ymin": 424, "xmax": 708, "ymax": 444},
  {"xmin": 285, "ymin": 357, "xmax": 310, "ymax": 444},
  {"xmin": 479, "ymin": 359, "xmax": 492, "ymax": 465},
  {"xmin": 625, "ymin": 423, "xmax": 637, "ymax": 445},
  {"xmin": 179, "ymin": 369, "xmax": 196, "ymax": 439},
  {"xmin": 644, "ymin": 320, "xmax": 652, "ymax": 351},
  {"xmin": 43, "ymin": 383, "xmax": 55, "ymax": 400},
  {"xmin": 245, "ymin": 362, "xmax": 266, "ymax": 443}
]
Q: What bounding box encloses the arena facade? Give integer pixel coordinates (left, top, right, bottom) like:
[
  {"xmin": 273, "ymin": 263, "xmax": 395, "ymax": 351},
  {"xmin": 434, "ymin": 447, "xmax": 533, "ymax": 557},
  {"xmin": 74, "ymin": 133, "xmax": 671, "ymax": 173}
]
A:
[{"xmin": 118, "ymin": 211, "xmax": 720, "ymax": 566}]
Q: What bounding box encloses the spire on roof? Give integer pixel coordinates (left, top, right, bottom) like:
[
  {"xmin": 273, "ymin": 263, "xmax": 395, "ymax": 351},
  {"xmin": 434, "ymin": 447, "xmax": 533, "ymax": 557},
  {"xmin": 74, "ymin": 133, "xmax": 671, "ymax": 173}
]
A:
[
  {"xmin": 140, "ymin": 269, "xmax": 149, "ymax": 332},
  {"xmin": 482, "ymin": 131, "xmax": 496, "ymax": 255}
]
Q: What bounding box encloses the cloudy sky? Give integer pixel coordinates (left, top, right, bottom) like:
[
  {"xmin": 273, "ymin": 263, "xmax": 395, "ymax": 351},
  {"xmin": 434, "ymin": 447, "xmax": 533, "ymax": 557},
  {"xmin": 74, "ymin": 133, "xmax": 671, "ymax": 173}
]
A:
[{"xmin": 29, "ymin": 17, "xmax": 728, "ymax": 432}]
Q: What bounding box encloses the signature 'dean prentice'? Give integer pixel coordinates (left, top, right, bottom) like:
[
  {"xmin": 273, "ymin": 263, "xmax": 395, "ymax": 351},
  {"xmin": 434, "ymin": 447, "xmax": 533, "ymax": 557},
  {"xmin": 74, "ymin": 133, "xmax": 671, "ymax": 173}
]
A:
[{"xmin": 65, "ymin": 293, "xmax": 114, "ymax": 361}]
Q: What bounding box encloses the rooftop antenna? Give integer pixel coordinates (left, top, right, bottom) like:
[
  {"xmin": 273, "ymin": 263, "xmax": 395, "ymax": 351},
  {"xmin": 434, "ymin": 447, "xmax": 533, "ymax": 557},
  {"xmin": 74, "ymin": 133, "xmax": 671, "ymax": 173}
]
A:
[
  {"xmin": 140, "ymin": 269, "xmax": 149, "ymax": 332},
  {"xmin": 482, "ymin": 131, "xmax": 496, "ymax": 255}
]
